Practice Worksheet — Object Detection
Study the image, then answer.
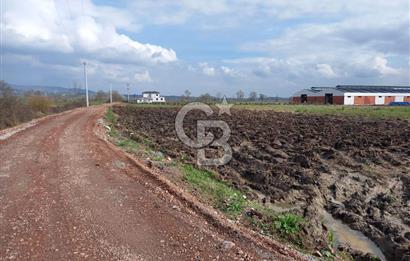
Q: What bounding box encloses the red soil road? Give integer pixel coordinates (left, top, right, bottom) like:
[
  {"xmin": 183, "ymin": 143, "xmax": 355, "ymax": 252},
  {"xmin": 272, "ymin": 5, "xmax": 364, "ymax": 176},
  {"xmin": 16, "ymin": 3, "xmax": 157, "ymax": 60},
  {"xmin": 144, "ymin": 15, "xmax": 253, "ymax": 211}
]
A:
[{"xmin": 0, "ymin": 106, "xmax": 294, "ymax": 260}]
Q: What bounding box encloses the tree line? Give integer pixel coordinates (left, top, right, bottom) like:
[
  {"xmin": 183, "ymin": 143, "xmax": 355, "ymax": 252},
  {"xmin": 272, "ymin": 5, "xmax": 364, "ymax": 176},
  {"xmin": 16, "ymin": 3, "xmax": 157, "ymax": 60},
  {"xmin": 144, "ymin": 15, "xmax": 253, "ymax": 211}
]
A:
[
  {"xmin": 181, "ymin": 89, "xmax": 269, "ymax": 102},
  {"xmin": 0, "ymin": 81, "xmax": 123, "ymax": 130}
]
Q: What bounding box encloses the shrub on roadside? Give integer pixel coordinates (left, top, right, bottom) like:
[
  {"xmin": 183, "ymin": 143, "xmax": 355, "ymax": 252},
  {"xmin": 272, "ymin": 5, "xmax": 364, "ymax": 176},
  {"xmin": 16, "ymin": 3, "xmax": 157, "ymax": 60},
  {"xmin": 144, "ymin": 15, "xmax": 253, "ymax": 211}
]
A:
[
  {"xmin": 0, "ymin": 81, "xmax": 34, "ymax": 129},
  {"xmin": 274, "ymin": 214, "xmax": 304, "ymax": 234},
  {"xmin": 0, "ymin": 81, "xmax": 87, "ymax": 130},
  {"xmin": 27, "ymin": 95, "xmax": 53, "ymax": 113}
]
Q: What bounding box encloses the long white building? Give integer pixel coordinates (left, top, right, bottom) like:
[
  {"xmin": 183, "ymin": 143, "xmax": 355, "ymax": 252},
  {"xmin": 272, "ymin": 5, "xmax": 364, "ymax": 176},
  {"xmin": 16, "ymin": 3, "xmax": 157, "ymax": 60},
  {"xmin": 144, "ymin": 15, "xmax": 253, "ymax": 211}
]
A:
[{"xmin": 292, "ymin": 85, "xmax": 410, "ymax": 105}]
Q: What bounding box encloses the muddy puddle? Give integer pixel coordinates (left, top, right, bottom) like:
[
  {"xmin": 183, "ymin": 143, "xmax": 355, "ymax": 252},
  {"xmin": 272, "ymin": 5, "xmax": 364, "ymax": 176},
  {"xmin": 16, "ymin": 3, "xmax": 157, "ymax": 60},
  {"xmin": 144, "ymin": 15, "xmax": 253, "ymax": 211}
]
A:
[
  {"xmin": 232, "ymin": 180, "xmax": 387, "ymax": 260},
  {"xmin": 322, "ymin": 211, "xmax": 386, "ymax": 261}
]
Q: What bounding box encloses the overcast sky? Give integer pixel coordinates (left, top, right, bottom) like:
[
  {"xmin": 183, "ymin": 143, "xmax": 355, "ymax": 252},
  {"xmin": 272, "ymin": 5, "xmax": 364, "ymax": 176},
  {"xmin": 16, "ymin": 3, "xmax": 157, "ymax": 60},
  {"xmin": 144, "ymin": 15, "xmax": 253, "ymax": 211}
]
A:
[{"xmin": 2, "ymin": 0, "xmax": 409, "ymax": 96}]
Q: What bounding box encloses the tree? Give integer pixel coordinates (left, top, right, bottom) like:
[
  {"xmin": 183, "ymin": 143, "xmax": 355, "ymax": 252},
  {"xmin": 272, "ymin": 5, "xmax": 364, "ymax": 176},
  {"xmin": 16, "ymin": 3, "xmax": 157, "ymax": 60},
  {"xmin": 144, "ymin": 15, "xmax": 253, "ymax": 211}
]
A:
[
  {"xmin": 182, "ymin": 89, "xmax": 192, "ymax": 102},
  {"xmin": 94, "ymin": 90, "xmax": 107, "ymax": 102},
  {"xmin": 198, "ymin": 93, "xmax": 213, "ymax": 103},
  {"xmin": 184, "ymin": 89, "xmax": 191, "ymax": 98},
  {"xmin": 0, "ymin": 81, "xmax": 18, "ymax": 128},
  {"xmin": 111, "ymin": 90, "xmax": 123, "ymax": 102},
  {"xmin": 249, "ymin": 91, "xmax": 257, "ymax": 101},
  {"xmin": 259, "ymin": 93, "xmax": 267, "ymax": 102},
  {"xmin": 236, "ymin": 90, "xmax": 244, "ymax": 100}
]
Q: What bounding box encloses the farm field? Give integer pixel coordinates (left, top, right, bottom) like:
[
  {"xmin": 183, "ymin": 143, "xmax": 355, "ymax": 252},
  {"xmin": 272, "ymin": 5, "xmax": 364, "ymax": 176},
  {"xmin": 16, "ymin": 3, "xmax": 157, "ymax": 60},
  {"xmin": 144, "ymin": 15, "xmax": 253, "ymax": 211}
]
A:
[
  {"xmin": 127, "ymin": 103, "xmax": 410, "ymax": 120},
  {"xmin": 232, "ymin": 104, "xmax": 410, "ymax": 120},
  {"xmin": 111, "ymin": 104, "xmax": 410, "ymax": 260}
]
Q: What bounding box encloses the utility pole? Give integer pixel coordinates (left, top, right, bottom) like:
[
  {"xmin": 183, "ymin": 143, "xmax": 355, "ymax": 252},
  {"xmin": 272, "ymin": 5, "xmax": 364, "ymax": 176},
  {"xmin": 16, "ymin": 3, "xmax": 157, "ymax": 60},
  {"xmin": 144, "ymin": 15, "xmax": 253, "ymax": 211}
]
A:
[
  {"xmin": 126, "ymin": 83, "xmax": 130, "ymax": 103},
  {"xmin": 83, "ymin": 61, "xmax": 89, "ymax": 107},
  {"xmin": 109, "ymin": 84, "xmax": 113, "ymax": 103}
]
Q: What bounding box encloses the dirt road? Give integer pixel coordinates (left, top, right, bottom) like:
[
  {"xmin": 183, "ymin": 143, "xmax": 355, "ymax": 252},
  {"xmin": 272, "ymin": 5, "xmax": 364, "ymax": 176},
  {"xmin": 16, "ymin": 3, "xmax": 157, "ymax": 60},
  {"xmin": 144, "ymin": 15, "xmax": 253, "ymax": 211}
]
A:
[{"xmin": 0, "ymin": 106, "xmax": 294, "ymax": 260}]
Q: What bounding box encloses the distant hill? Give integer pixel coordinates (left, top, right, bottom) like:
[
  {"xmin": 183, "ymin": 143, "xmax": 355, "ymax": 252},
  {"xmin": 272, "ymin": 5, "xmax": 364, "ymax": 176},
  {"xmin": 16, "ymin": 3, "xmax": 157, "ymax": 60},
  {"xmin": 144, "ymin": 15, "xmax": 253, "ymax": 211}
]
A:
[{"xmin": 11, "ymin": 84, "xmax": 96, "ymax": 96}]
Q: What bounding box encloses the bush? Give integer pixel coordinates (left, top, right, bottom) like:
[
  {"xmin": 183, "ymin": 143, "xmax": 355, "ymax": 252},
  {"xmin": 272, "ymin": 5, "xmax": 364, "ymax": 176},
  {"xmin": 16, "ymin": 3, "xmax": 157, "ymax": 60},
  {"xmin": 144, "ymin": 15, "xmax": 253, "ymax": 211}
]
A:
[
  {"xmin": 27, "ymin": 95, "xmax": 53, "ymax": 113},
  {"xmin": 112, "ymin": 91, "xmax": 123, "ymax": 102},
  {"xmin": 274, "ymin": 214, "xmax": 304, "ymax": 234},
  {"xmin": 94, "ymin": 90, "xmax": 107, "ymax": 102},
  {"xmin": 0, "ymin": 81, "xmax": 34, "ymax": 128},
  {"xmin": 0, "ymin": 81, "xmax": 86, "ymax": 130}
]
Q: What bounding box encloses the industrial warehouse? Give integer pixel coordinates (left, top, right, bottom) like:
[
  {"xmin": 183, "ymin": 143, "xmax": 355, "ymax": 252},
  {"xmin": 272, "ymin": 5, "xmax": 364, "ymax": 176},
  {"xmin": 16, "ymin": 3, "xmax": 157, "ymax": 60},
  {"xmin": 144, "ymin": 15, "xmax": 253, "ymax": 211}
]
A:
[{"xmin": 292, "ymin": 85, "xmax": 410, "ymax": 105}]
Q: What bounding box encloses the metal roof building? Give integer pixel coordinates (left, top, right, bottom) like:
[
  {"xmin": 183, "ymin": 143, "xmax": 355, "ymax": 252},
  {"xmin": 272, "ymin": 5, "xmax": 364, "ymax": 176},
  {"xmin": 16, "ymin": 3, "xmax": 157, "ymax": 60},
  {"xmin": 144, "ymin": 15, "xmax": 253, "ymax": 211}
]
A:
[
  {"xmin": 292, "ymin": 85, "xmax": 410, "ymax": 105},
  {"xmin": 336, "ymin": 85, "xmax": 410, "ymax": 93}
]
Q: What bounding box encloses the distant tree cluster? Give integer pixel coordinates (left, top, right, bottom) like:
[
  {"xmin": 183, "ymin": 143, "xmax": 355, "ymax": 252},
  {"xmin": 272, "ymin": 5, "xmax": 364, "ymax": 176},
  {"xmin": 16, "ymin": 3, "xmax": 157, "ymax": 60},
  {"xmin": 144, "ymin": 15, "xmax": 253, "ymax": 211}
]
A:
[
  {"xmin": 178, "ymin": 89, "xmax": 269, "ymax": 104},
  {"xmin": 112, "ymin": 90, "xmax": 123, "ymax": 102},
  {"xmin": 94, "ymin": 90, "xmax": 107, "ymax": 102},
  {"xmin": 197, "ymin": 93, "xmax": 214, "ymax": 103},
  {"xmin": 234, "ymin": 90, "xmax": 268, "ymax": 102},
  {"xmin": 249, "ymin": 91, "xmax": 257, "ymax": 101},
  {"xmin": 0, "ymin": 81, "xmax": 86, "ymax": 130},
  {"xmin": 93, "ymin": 90, "xmax": 124, "ymax": 103},
  {"xmin": 236, "ymin": 90, "xmax": 245, "ymax": 100}
]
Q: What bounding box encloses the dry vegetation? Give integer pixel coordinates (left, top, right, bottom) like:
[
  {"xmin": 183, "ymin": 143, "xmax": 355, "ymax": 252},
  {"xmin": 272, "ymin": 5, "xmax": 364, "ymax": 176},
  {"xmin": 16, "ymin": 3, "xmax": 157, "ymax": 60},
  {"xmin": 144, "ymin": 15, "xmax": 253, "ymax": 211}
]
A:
[{"xmin": 0, "ymin": 81, "xmax": 85, "ymax": 129}]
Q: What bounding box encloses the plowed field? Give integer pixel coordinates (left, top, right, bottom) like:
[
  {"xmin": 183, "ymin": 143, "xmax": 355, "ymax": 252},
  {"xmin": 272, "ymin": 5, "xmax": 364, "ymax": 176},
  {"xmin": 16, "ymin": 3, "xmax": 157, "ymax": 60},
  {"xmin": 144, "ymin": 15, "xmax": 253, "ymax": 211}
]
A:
[{"xmin": 113, "ymin": 105, "xmax": 410, "ymax": 260}]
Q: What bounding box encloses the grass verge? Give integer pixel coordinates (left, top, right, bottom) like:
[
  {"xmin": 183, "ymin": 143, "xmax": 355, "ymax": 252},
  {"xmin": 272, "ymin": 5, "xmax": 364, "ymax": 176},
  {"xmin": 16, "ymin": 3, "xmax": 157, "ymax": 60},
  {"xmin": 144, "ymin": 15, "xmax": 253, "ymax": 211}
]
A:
[
  {"xmin": 180, "ymin": 164, "xmax": 309, "ymax": 249},
  {"xmin": 182, "ymin": 164, "xmax": 246, "ymax": 218},
  {"xmin": 105, "ymin": 107, "xmax": 164, "ymax": 158}
]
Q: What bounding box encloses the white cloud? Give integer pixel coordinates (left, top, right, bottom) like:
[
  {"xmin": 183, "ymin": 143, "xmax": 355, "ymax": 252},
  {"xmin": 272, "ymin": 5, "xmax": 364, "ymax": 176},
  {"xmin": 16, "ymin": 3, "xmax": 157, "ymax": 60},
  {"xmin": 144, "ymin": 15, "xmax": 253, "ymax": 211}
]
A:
[
  {"xmin": 134, "ymin": 70, "xmax": 152, "ymax": 82},
  {"xmin": 3, "ymin": 0, "xmax": 177, "ymax": 65},
  {"xmin": 316, "ymin": 64, "xmax": 337, "ymax": 78},
  {"xmin": 199, "ymin": 63, "xmax": 216, "ymax": 76},
  {"xmin": 220, "ymin": 66, "xmax": 240, "ymax": 77},
  {"xmin": 2, "ymin": 0, "xmax": 409, "ymax": 96},
  {"xmin": 373, "ymin": 56, "xmax": 401, "ymax": 76},
  {"xmin": 128, "ymin": 0, "xmax": 409, "ymax": 31},
  {"xmin": 238, "ymin": 8, "xmax": 409, "ymax": 82}
]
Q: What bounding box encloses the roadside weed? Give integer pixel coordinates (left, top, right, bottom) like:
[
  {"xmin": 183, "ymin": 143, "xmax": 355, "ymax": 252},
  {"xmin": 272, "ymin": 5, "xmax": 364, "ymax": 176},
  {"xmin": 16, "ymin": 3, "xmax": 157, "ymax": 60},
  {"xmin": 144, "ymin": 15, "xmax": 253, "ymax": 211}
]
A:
[
  {"xmin": 182, "ymin": 164, "xmax": 245, "ymax": 217},
  {"xmin": 274, "ymin": 214, "xmax": 304, "ymax": 234}
]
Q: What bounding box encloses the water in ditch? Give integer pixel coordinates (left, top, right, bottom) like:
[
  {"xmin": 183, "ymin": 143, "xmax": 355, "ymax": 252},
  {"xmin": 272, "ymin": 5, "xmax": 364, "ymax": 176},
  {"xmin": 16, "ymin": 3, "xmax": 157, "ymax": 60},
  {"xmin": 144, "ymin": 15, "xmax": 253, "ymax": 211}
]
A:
[{"xmin": 322, "ymin": 211, "xmax": 386, "ymax": 261}]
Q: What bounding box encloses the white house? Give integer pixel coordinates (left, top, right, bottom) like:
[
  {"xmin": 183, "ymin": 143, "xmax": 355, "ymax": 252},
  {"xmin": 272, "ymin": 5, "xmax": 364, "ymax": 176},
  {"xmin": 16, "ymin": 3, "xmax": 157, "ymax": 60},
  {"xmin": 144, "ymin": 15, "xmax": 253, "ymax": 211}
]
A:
[{"xmin": 137, "ymin": 91, "xmax": 166, "ymax": 103}]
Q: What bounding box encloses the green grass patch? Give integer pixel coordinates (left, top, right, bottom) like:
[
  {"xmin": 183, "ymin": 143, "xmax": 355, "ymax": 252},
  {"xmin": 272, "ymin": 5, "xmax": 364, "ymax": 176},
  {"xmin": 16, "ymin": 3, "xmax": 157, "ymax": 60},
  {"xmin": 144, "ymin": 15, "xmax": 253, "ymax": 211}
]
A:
[
  {"xmin": 181, "ymin": 164, "xmax": 308, "ymax": 245},
  {"xmin": 116, "ymin": 138, "xmax": 140, "ymax": 152},
  {"xmin": 105, "ymin": 107, "xmax": 166, "ymax": 162},
  {"xmin": 328, "ymin": 229, "xmax": 335, "ymax": 248},
  {"xmin": 182, "ymin": 164, "xmax": 245, "ymax": 217},
  {"xmin": 105, "ymin": 107, "xmax": 117, "ymax": 124},
  {"xmin": 274, "ymin": 213, "xmax": 304, "ymax": 235},
  {"xmin": 104, "ymin": 108, "xmax": 120, "ymax": 138}
]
